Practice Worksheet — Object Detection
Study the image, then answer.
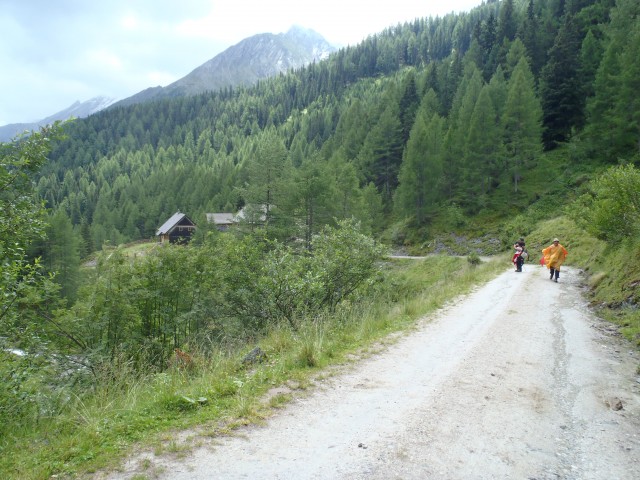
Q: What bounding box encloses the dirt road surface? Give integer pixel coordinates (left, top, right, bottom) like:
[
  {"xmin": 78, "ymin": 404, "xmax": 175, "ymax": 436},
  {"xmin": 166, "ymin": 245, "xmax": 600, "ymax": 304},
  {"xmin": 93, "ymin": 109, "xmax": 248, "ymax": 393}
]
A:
[{"xmin": 108, "ymin": 263, "xmax": 640, "ymax": 479}]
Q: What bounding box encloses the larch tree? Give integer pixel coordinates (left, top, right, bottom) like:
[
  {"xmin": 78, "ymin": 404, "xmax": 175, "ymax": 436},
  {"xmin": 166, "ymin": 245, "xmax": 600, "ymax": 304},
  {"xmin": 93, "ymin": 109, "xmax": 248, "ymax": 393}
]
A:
[
  {"xmin": 43, "ymin": 210, "xmax": 82, "ymax": 302},
  {"xmin": 443, "ymin": 65, "xmax": 484, "ymax": 204},
  {"xmin": 398, "ymin": 70, "xmax": 420, "ymax": 144},
  {"xmin": 240, "ymin": 128, "xmax": 291, "ymax": 233},
  {"xmin": 358, "ymin": 101, "xmax": 404, "ymax": 207},
  {"xmin": 614, "ymin": 17, "xmax": 640, "ymax": 160},
  {"xmin": 486, "ymin": 65, "xmax": 508, "ymax": 121},
  {"xmin": 395, "ymin": 104, "xmax": 445, "ymax": 226},
  {"xmin": 291, "ymin": 154, "xmax": 333, "ymax": 250},
  {"xmin": 463, "ymin": 86, "xmax": 501, "ymax": 210},
  {"xmin": 328, "ymin": 153, "xmax": 363, "ymax": 221},
  {"xmin": 502, "ymin": 56, "xmax": 543, "ymax": 192}
]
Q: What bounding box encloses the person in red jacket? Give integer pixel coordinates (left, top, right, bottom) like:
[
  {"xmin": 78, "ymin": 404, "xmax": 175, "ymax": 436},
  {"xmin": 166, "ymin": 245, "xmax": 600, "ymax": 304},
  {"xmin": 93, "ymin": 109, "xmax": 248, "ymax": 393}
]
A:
[{"xmin": 513, "ymin": 237, "xmax": 526, "ymax": 272}]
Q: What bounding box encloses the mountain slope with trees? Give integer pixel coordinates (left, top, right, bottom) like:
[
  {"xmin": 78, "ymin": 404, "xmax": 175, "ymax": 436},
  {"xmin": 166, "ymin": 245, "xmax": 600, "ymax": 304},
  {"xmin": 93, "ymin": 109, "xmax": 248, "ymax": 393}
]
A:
[
  {"xmin": 1, "ymin": 0, "xmax": 639, "ymax": 477},
  {"xmin": 10, "ymin": 0, "xmax": 640, "ymax": 367},
  {"xmin": 35, "ymin": 0, "xmax": 636, "ymax": 253}
]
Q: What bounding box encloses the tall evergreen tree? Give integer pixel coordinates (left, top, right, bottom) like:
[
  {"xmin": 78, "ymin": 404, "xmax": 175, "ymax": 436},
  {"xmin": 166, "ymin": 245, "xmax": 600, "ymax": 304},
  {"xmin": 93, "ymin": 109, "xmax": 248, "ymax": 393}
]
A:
[
  {"xmin": 614, "ymin": 16, "xmax": 640, "ymax": 160},
  {"xmin": 476, "ymin": 13, "xmax": 499, "ymax": 81},
  {"xmin": 502, "ymin": 57, "xmax": 543, "ymax": 192},
  {"xmin": 443, "ymin": 65, "xmax": 484, "ymax": 202},
  {"xmin": 44, "ymin": 210, "xmax": 82, "ymax": 302},
  {"xmin": 332, "ymin": 99, "xmax": 371, "ymax": 161},
  {"xmin": 395, "ymin": 90, "xmax": 445, "ymax": 225},
  {"xmin": 441, "ymin": 50, "xmax": 464, "ymax": 113},
  {"xmin": 360, "ymin": 182, "xmax": 384, "ymax": 234},
  {"xmin": 504, "ymin": 38, "xmax": 530, "ymax": 80},
  {"xmin": 240, "ymin": 129, "xmax": 291, "ymax": 233},
  {"xmin": 578, "ymin": 29, "xmax": 604, "ymax": 100},
  {"xmin": 462, "ymin": 86, "xmax": 501, "ymax": 210},
  {"xmin": 519, "ymin": 0, "xmax": 545, "ymax": 77},
  {"xmin": 358, "ymin": 101, "xmax": 404, "ymax": 206},
  {"xmin": 486, "ymin": 65, "xmax": 508, "ymax": 121},
  {"xmin": 328, "ymin": 154, "xmax": 364, "ymax": 221},
  {"xmin": 498, "ymin": 0, "xmax": 518, "ymax": 43},
  {"xmin": 583, "ymin": 0, "xmax": 640, "ymax": 161},
  {"xmin": 539, "ymin": 12, "xmax": 585, "ymax": 149},
  {"xmin": 291, "ymin": 154, "xmax": 333, "ymax": 249},
  {"xmin": 398, "ymin": 70, "xmax": 420, "ymax": 144}
]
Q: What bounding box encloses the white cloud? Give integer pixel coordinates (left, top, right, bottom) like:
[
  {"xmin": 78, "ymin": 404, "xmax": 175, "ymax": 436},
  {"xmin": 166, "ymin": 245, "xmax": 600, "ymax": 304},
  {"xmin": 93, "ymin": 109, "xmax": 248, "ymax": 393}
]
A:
[{"xmin": 85, "ymin": 49, "xmax": 124, "ymax": 71}]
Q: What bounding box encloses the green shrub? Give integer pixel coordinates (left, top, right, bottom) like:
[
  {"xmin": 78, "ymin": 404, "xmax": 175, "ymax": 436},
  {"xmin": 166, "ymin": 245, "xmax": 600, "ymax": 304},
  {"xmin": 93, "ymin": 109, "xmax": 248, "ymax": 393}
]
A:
[
  {"xmin": 573, "ymin": 164, "xmax": 640, "ymax": 242},
  {"xmin": 467, "ymin": 252, "xmax": 481, "ymax": 266}
]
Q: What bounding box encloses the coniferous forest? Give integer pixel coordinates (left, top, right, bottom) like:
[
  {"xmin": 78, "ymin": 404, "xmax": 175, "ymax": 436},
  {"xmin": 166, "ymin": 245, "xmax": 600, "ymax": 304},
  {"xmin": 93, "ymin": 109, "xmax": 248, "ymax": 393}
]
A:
[
  {"xmin": 35, "ymin": 0, "xmax": 635, "ymax": 247},
  {"xmin": 1, "ymin": 0, "xmax": 640, "ymax": 474}
]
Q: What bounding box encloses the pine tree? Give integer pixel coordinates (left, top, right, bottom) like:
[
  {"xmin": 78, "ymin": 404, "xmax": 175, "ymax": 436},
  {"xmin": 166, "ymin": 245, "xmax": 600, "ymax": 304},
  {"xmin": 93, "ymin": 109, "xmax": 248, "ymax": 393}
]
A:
[
  {"xmin": 578, "ymin": 29, "xmax": 603, "ymax": 99},
  {"xmin": 504, "ymin": 38, "xmax": 529, "ymax": 80},
  {"xmin": 291, "ymin": 154, "xmax": 333, "ymax": 249},
  {"xmin": 614, "ymin": 18, "xmax": 640, "ymax": 160},
  {"xmin": 240, "ymin": 128, "xmax": 291, "ymax": 233},
  {"xmin": 462, "ymin": 86, "xmax": 500, "ymax": 210},
  {"xmin": 332, "ymin": 99, "xmax": 371, "ymax": 161},
  {"xmin": 583, "ymin": 0, "xmax": 640, "ymax": 161},
  {"xmin": 502, "ymin": 57, "xmax": 543, "ymax": 192},
  {"xmin": 44, "ymin": 210, "xmax": 82, "ymax": 302},
  {"xmin": 519, "ymin": 0, "xmax": 545, "ymax": 77},
  {"xmin": 358, "ymin": 101, "xmax": 404, "ymax": 207},
  {"xmin": 395, "ymin": 104, "xmax": 445, "ymax": 226},
  {"xmin": 398, "ymin": 70, "xmax": 420, "ymax": 144},
  {"xmin": 540, "ymin": 12, "xmax": 585, "ymax": 149},
  {"xmin": 498, "ymin": 0, "xmax": 518, "ymax": 43},
  {"xmin": 360, "ymin": 182, "xmax": 384, "ymax": 235},
  {"xmin": 328, "ymin": 154, "xmax": 363, "ymax": 221},
  {"xmin": 443, "ymin": 65, "xmax": 484, "ymax": 203},
  {"xmin": 486, "ymin": 66, "xmax": 508, "ymax": 121}
]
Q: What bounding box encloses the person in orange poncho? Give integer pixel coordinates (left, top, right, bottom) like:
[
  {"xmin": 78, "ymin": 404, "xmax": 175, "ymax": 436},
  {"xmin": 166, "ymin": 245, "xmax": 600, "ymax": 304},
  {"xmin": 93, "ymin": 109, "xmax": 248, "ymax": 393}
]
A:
[{"xmin": 542, "ymin": 238, "xmax": 568, "ymax": 283}]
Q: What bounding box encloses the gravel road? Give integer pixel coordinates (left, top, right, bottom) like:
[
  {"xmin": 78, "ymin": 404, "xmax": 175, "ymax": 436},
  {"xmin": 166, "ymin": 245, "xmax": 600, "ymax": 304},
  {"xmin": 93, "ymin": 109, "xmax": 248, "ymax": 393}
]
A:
[{"xmin": 108, "ymin": 263, "xmax": 640, "ymax": 480}]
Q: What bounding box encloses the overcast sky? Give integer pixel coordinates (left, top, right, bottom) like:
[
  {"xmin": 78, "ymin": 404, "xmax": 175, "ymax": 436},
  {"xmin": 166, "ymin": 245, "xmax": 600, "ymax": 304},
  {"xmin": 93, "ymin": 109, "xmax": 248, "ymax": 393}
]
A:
[{"xmin": 0, "ymin": 0, "xmax": 482, "ymax": 126}]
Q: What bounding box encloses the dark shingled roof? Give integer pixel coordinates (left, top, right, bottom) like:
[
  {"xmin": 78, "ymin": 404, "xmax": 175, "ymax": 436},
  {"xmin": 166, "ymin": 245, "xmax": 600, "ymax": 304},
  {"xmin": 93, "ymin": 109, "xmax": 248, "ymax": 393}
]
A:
[{"xmin": 156, "ymin": 211, "xmax": 189, "ymax": 236}]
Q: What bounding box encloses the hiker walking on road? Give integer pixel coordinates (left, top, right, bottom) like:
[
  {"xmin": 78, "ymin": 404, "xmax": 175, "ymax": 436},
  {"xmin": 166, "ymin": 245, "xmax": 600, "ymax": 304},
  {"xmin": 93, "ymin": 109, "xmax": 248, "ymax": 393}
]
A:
[
  {"xmin": 513, "ymin": 237, "xmax": 526, "ymax": 272},
  {"xmin": 542, "ymin": 238, "xmax": 568, "ymax": 282}
]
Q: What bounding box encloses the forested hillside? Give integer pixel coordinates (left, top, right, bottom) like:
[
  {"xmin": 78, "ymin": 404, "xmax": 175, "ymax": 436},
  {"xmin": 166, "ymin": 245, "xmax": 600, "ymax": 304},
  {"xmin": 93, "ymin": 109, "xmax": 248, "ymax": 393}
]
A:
[
  {"xmin": 35, "ymin": 0, "xmax": 637, "ymax": 257},
  {"xmin": 1, "ymin": 1, "xmax": 639, "ymax": 476}
]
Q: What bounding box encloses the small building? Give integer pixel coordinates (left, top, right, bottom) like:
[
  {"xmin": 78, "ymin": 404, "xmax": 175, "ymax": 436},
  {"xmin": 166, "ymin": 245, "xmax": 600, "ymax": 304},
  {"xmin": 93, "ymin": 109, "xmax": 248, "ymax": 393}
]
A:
[
  {"xmin": 206, "ymin": 213, "xmax": 235, "ymax": 231},
  {"xmin": 156, "ymin": 211, "xmax": 196, "ymax": 244},
  {"xmin": 235, "ymin": 204, "xmax": 267, "ymax": 226},
  {"xmin": 205, "ymin": 205, "xmax": 268, "ymax": 232}
]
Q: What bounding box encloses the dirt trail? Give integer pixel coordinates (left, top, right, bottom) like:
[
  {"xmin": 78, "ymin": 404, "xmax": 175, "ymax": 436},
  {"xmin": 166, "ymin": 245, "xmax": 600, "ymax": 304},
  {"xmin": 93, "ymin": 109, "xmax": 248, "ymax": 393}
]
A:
[{"xmin": 106, "ymin": 263, "xmax": 640, "ymax": 479}]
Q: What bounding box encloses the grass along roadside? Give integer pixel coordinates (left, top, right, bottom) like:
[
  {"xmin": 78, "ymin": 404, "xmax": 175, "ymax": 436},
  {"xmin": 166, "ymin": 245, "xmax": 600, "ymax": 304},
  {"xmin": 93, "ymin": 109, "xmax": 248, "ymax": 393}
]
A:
[{"xmin": 1, "ymin": 255, "xmax": 503, "ymax": 479}]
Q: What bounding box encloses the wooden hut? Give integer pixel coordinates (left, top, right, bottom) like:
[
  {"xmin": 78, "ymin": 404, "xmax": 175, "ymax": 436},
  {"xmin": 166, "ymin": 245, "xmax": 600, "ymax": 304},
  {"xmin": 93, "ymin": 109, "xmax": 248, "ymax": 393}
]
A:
[{"xmin": 156, "ymin": 211, "xmax": 196, "ymax": 244}]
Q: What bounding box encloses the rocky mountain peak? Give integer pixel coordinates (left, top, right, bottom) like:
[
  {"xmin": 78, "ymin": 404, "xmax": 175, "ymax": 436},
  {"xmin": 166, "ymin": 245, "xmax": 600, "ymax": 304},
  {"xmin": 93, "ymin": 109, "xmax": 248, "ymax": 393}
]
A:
[{"xmin": 112, "ymin": 26, "xmax": 337, "ymax": 108}]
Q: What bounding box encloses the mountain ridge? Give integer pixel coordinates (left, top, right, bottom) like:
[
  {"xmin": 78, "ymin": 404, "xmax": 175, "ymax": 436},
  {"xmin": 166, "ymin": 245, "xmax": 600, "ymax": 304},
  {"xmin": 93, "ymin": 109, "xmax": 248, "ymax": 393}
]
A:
[
  {"xmin": 111, "ymin": 26, "xmax": 336, "ymax": 108},
  {"xmin": 0, "ymin": 96, "xmax": 117, "ymax": 142},
  {"xmin": 0, "ymin": 25, "xmax": 335, "ymax": 141}
]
